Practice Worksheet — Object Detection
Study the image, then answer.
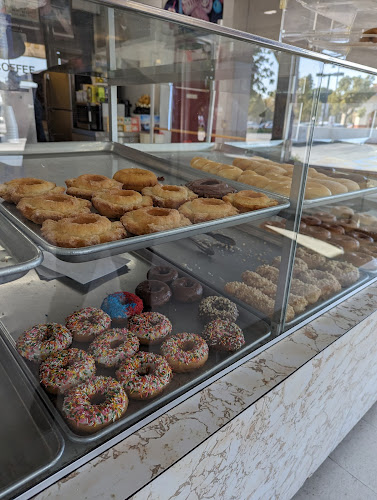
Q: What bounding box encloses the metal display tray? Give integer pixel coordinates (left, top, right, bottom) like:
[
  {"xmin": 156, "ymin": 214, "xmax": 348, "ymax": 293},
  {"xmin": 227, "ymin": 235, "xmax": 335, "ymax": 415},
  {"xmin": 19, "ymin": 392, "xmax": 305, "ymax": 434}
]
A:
[
  {"xmin": 0, "ymin": 142, "xmax": 289, "ymax": 263},
  {"xmin": 0, "ymin": 213, "xmax": 42, "ymax": 285},
  {"xmin": 150, "ymin": 223, "xmax": 371, "ymax": 329},
  {"xmin": 0, "ymin": 327, "xmax": 64, "ymax": 500},
  {"xmin": 2, "ymin": 249, "xmax": 270, "ymax": 444}
]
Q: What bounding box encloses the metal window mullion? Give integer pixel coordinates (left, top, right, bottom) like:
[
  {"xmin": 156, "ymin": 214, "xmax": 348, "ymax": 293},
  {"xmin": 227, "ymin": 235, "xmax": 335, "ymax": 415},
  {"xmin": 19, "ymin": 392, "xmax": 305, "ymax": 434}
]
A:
[{"xmin": 106, "ymin": 8, "xmax": 118, "ymax": 143}]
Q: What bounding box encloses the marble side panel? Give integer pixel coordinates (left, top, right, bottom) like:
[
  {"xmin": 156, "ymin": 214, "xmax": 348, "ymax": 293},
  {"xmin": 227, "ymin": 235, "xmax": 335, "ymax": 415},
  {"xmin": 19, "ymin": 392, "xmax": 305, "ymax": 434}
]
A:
[{"xmin": 35, "ymin": 282, "xmax": 377, "ymax": 500}]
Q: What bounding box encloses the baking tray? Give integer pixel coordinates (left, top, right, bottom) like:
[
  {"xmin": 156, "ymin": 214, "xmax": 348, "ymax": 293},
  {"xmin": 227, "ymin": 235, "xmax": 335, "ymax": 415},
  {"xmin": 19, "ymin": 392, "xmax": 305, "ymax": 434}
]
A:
[
  {"xmin": 1, "ymin": 249, "xmax": 271, "ymax": 444},
  {"xmin": 0, "ymin": 213, "xmax": 42, "ymax": 285},
  {"xmin": 0, "ymin": 327, "xmax": 64, "ymax": 500},
  {"xmin": 0, "ymin": 142, "xmax": 289, "ymax": 263},
  {"xmin": 150, "ymin": 223, "xmax": 371, "ymax": 329}
]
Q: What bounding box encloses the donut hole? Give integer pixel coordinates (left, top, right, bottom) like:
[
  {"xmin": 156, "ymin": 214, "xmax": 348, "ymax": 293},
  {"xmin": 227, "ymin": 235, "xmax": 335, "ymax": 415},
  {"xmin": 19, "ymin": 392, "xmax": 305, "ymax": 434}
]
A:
[
  {"xmin": 162, "ymin": 186, "xmax": 181, "ymax": 192},
  {"xmin": 182, "ymin": 341, "xmax": 196, "ymax": 352},
  {"xmin": 90, "ymin": 393, "xmax": 107, "ymax": 406},
  {"xmin": 110, "ymin": 339, "xmax": 123, "ymax": 349},
  {"xmin": 148, "ymin": 208, "xmax": 170, "ymax": 217},
  {"xmin": 137, "ymin": 363, "xmax": 154, "ymax": 376}
]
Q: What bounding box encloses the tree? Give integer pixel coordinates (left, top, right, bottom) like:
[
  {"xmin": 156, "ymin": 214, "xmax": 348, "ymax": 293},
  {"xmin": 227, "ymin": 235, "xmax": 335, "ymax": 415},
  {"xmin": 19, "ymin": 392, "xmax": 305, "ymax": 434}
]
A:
[
  {"xmin": 327, "ymin": 75, "xmax": 375, "ymax": 124},
  {"xmin": 248, "ymin": 48, "xmax": 275, "ymax": 123}
]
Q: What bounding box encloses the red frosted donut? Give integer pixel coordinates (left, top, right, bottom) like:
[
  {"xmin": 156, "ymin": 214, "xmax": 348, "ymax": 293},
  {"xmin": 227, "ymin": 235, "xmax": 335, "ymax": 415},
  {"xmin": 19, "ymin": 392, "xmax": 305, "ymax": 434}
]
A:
[
  {"xmin": 40, "ymin": 348, "xmax": 96, "ymax": 394},
  {"xmin": 88, "ymin": 329, "xmax": 139, "ymax": 368},
  {"xmin": 161, "ymin": 332, "xmax": 209, "ymax": 372}
]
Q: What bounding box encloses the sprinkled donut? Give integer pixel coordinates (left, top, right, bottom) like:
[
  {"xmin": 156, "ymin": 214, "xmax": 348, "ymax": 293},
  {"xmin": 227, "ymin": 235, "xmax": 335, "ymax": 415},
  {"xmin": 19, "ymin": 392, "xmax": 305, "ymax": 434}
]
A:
[
  {"xmin": 202, "ymin": 320, "xmax": 245, "ymax": 351},
  {"xmin": 199, "ymin": 296, "xmax": 239, "ymax": 323},
  {"xmin": 128, "ymin": 312, "xmax": 172, "ymax": 345},
  {"xmin": 161, "ymin": 332, "xmax": 209, "ymax": 372},
  {"xmin": 39, "ymin": 348, "xmax": 96, "ymax": 394},
  {"xmin": 62, "ymin": 376, "xmax": 128, "ymax": 434},
  {"xmin": 66, "ymin": 307, "xmax": 111, "ymax": 343},
  {"xmin": 88, "ymin": 329, "xmax": 139, "ymax": 368},
  {"xmin": 101, "ymin": 292, "xmax": 143, "ymax": 325},
  {"xmin": 16, "ymin": 323, "xmax": 72, "ymax": 362},
  {"xmin": 116, "ymin": 351, "xmax": 172, "ymax": 399}
]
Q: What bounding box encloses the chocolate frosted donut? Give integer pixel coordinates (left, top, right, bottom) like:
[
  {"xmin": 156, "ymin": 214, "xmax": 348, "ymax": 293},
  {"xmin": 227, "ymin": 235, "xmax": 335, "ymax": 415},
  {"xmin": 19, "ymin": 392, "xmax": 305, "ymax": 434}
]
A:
[
  {"xmin": 171, "ymin": 277, "xmax": 203, "ymax": 303},
  {"xmin": 147, "ymin": 266, "xmax": 178, "ymax": 284},
  {"xmin": 135, "ymin": 280, "xmax": 172, "ymax": 307},
  {"xmin": 313, "ymin": 212, "xmax": 336, "ymax": 224},
  {"xmin": 347, "ymin": 231, "xmax": 374, "ymax": 244},
  {"xmin": 185, "ymin": 178, "xmax": 236, "ymax": 199},
  {"xmin": 321, "ymin": 223, "xmax": 345, "ymax": 235},
  {"xmin": 301, "ymin": 215, "xmax": 321, "ymax": 226}
]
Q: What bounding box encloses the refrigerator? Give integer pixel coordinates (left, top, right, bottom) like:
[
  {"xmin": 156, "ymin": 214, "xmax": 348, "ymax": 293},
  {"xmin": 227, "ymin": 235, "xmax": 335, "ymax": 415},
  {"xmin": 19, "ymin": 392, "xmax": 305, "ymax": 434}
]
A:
[{"xmin": 44, "ymin": 71, "xmax": 73, "ymax": 141}]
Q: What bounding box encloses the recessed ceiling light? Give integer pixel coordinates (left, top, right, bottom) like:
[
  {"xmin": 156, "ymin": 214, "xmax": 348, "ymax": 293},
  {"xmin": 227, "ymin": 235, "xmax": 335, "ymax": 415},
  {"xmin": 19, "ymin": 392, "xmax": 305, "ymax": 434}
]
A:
[{"xmin": 264, "ymin": 10, "xmax": 277, "ymax": 14}]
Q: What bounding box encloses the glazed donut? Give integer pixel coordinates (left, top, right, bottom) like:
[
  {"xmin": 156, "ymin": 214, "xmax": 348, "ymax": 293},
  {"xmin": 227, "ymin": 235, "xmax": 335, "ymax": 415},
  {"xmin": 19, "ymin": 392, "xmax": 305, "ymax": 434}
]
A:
[
  {"xmin": 302, "ymin": 225, "xmax": 331, "ymax": 240},
  {"xmin": 0, "ymin": 177, "xmax": 65, "ymax": 204},
  {"xmin": 330, "ymin": 206, "xmax": 355, "ymax": 218},
  {"xmin": 147, "ymin": 266, "xmax": 178, "ymax": 284},
  {"xmin": 215, "ymin": 165, "xmax": 243, "ymax": 180},
  {"xmin": 142, "ymin": 184, "xmax": 197, "ymax": 209},
  {"xmin": 190, "ymin": 157, "xmax": 212, "ymax": 169},
  {"xmin": 347, "ymin": 231, "xmax": 374, "ymax": 244},
  {"xmin": 199, "ymin": 296, "xmax": 239, "ymax": 322},
  {"xmin": 39, "ymin": 348, "xmax": 96, "ymax": 394},
  {"xmin": 88, "ymin": 329, "xmax": 139, "ymax": 368},
  {"xmin": 121, "ymin": 206, "xmax": 191, "ymax": 235},
  {"xmin": 202, "ymin": 319, "xmax": 245, "ymax": 351},
  {"xmin": 237, "ymin": 171, "xmax": 271, "ymax": 188},
  {"xmin": 337, "ymin": 218, "xmax": 360, "ymax": 231},
  {"xmin": 317, "ymin": 179, "xmax": 348, "ymax": 195},
  {"xmin": 41, "ymin": 213, "xmax": 126, "ymax": 248},
  {"xmin": 253, "ymin": 165, "xmax": 287, "ymax": 177},
  {"xmin": 128, "ymin": 312, "xmax": 172, "ymax": 345},
  {"xmin": 342, "ymin": 252, "xmax": 375, "ymax": 268},
  {"xmin": 161, "ymin": 332, "xmax": 209, "ymax": 372},
  {"xmin": 304, "ymin": 183, "xmax": 332, "ymax": 199},
  {"xmin": 335, "ymin": 178, "xmax": 360, "ymax": 192},
  {"xmin": 62, "ymin": 376, "xmax": 128, "ymax": 433},
  {"xmin": 352, "ymin": 213, "xmax": 377, "ymax": 227},
  {"xmin": 171, "ymin": 277, "xmax": 203, "ymax": 303},
  {"xmin": 223, "ymin": 190, "xmax": 278, "ymax": 212},
  {"xmin": 16, "ymin": 323, "xmax": 72, "ymax": 362},
  {"xmin": 66, "ymin": 307, "xmax": 111, "ymax": 343},
  {"xmin": 92, "ymin": 189, "xmax": 152, "ymax": 218},
  {"xmin": 135, "ymin": 280, "xmax": 172, "ymax": 307},
  {"xmin": 116, "ymin": 351, "xmax": 172, "ymax": 399},
  {"xmin": 179, "ymin": 198, "xmax": 238, "ymax": 223},
  {"xmin": 101, "ymin": 292, "xmax": 143, "ymax": 325},
  {"xmin": 301, "ymin": 215, "xmax": 322, "ymax": 226},
  {"xmin": 113, "ymin": 168, "xmax": 158, "ymax": 191},
  {"xmin": 196, "ymin": 160, "xmax": 218, "ymax": 172},
  {"xmin": 330, "ymin": 234, "xmax": 360, "ymax": 252},
  {"xmin": 17, "ymin": 193, "xmax": 92, "ymax": 224},
  {"xmin": 319, "ymin": 260, "xmax": 360, "ymax": 287},
  {"xmin": 185, "ymin": 178, "xmax": 236, "ymax": 199},
  {"xmin": 321, "ymin": 223, "xmax": 345, "ymax": 235},
  {"xmin": 65, "ymin": 174, "xmax": 122, "ymax": 199},
  {"xmin": 312, "ymin": 212, "xmax": 336, "ymax": 224}
]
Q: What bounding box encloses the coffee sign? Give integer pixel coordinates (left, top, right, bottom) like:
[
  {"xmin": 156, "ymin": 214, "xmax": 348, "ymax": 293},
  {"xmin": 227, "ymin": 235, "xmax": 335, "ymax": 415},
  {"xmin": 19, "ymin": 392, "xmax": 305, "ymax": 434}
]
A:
[{"xmin": 0, "ymin": 61, "xmax": 35, "ymax": 74}]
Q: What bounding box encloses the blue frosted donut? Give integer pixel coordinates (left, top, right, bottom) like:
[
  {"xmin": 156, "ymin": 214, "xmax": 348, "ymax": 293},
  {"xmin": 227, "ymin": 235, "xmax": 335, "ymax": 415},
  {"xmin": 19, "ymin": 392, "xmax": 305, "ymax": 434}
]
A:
[{"xmin": 101, "ymin": 292, "xmax": 143, "ymax": 324}]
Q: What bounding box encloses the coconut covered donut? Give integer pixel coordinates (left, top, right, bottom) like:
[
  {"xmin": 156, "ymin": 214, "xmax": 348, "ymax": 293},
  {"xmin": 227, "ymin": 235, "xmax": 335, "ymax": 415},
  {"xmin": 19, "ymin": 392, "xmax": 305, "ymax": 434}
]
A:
[
  {"xmin": 39, "ymin": 348, "xmax": 96, "ymax": 394},
  {"xmin": 88, "ymin": 329, "xmax": 140, "ymax": 368},
  {"xmin": 65, "ymin": 174, "xmax": 123, "ymax": 199},
  {"xmin": 62, "ymin": 376, "xmax": 128, "ymax": 433},
  {"xmin": 199, "ymin": 296, "xmax": 239, "ymax": 322},
  {"xmin": 142, "ymin": 184, "xmax": 197, "ymax": 209},
  {"xmin": 92, "ymin": 189, "xmax": 152, "ymax": 218},
  {"xmin": 0, "ymin": 177, "xmax": 65, "ymax": 204},
  {"xmin": 121, "ymin": 206, "xmax": 191, "ymax": 235},
  {"xmin": 41, "ymin": 213, "xmax": 126, "ymax": 247},
  {"xmin": 161, "ymin": 332, "xmax": 209, "ymax": 372},
  {"xmin": 179, "ymin": 198, "xmax": 238, "ymax": 223},
  {"xmin": 223, "ymin": 190, "xmax": 278, "ymax": 212},
  {"xmin": 202, "ymin": 319, "xmax": 245, "ymax": 351},
  {"xmin": 116, "ymin": 351, "xmax": 172, "ymax": 399},
  {"xmin": 17, "ymin": 193, "xmax": 92, "ymax": 224},
  {"xmin": 113, "ymin": 168, "xmax": 158, "ymax": 191},
  {"xmin": 16, "ymin": 323, "xmax": 72, "ymax": 362}
]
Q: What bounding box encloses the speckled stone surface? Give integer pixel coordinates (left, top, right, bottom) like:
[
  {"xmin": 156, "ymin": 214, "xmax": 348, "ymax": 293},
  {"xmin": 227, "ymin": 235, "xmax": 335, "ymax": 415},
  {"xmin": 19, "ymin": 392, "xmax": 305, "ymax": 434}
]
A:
[{"xmin": 34, "ymin": 282, "xmax": 377, "ymax": 500}]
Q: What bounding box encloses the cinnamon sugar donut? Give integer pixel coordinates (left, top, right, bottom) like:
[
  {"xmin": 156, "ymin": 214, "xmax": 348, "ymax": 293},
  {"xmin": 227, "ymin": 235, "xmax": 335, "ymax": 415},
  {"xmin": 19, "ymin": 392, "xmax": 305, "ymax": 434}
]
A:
[
  {"xmin": 113, "ymin": 168, "xmax": 158, "ymax": 191},
  {"xmin": 223, "ymin": 190, "xmax": 278, "ymax": 212},
  {"xmin": 0, "ymin": 177, "xmax": 65, "ymax": 204},
  {"xmin": 41, "ymin": 213, "xmax": 126, "ymax": 248},
  {"xmin": 65, "ymin": 174, "xmax": 122, "ymax": 199},
  {"xmin": 92, "ymin": 189, "xmax": 152, "ymax": 218},
  {"xmin": 17, "ymin": 193, "xmax": 91, "ymax": 224},
  {"xmin": 179, "ymin": 198, "xmax": 238, "ymax": 223},
  {"xmin": 142, "ymin": 184, "xmax": 197, "ymax": 209},
  {"xmin": 121, "ymin": 207, "xmax": 191, "ymax": 235}
]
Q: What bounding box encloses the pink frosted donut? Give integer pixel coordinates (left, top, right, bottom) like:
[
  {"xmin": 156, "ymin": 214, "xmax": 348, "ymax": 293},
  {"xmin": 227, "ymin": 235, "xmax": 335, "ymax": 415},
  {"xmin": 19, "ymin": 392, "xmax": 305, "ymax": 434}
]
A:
[
  {"xmin": 16, "ymin": 323, "xmax": 72, "ymax": 362},
  {"xmin": 128, "ymin": 312, "xmax": 172, "ymax": 345},
  {"xmin": 88, "ymin": 329, "xmax": 139, "ymax": 368}
]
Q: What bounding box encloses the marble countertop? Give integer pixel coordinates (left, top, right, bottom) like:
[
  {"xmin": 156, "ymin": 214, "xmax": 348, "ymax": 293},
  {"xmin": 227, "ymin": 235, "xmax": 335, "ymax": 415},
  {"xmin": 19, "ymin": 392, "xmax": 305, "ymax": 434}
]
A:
[{"xmin": 35, "ymin": 280, "xmax": 377, "ymax": 499}]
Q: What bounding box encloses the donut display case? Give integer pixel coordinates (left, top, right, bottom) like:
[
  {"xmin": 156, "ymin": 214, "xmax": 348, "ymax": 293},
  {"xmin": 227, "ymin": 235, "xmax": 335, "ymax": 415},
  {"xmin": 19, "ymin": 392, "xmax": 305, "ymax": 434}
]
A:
[{"xmin": 1, "ymin": 0, "xmax": 377, "ymax": 498}]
